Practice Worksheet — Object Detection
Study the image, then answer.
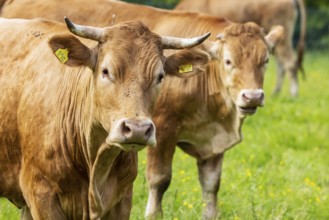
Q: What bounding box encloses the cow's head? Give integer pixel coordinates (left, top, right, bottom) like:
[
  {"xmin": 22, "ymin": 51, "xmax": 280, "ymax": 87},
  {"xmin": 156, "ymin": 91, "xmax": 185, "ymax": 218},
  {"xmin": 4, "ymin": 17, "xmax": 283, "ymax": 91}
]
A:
[
  {"xmin": 205, "ymin": 22, "xmax": 283, "ymax": 117},
  {"xmin": 48, "ymin": 18, "xmax": 211, "ymax": 151}
]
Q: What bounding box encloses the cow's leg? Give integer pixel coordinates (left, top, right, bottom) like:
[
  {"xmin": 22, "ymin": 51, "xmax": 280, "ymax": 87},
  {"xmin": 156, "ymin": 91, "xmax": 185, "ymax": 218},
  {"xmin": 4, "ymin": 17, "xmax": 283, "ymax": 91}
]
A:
[
  {"xmin": 271, "ymin": 15, "xmax": 298, "ymax": 97},
  {"xmin": 105, "ymin": 185, "xmax": 133, "ymax": 220},
  {"xmin": 20, "ymin": 168, "xmax": 67, "ymax": 220},
  {"xmin": 273, "ymin": 58, "xmax": 285, "ymax": 96},
  {"xmin": 288, "ymin": 62, "xmax": 298, "ymax": 97},
  {"xmin": 21, "ymin": 206, "xmax": 33, "ymax": 220},
  {"xmin": 282, "ymin": 45, "xmax": 298, "ymax": 97},
  {"xmin": 197, "ymin": 153, "xmax": 224, "ymax": 220},
  {"xmin": 273, "ymin": 42, "xmax": 298, "ymax": 97},
  {"xmin": 145, "ymin": 123, "xmax": 177, "ymax": 219}
]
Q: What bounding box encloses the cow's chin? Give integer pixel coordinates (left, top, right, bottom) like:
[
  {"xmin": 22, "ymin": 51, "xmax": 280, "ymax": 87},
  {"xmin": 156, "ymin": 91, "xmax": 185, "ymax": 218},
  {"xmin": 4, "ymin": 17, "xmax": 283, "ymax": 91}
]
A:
[
  {"xmin": 237, "ymin": 106, "xmax": 258, "ymax": 117},
  {"xmin": 106, "ymin": 142, "xmax": 148, "ymax": 152},
  {"xmin": 117, "ymin": 143, "xmax": 148, "ymax": 152}
]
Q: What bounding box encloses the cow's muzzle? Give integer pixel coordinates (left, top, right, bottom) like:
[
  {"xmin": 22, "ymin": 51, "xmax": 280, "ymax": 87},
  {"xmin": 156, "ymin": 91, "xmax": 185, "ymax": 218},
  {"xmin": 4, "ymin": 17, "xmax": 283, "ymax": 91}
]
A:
[
  {"xmin": 236, "ymin": 89, "xmax": 265, "ymax": 116},
  {"xmin": 106, "ymin": 118, "xmax": 156, "ymax": 151}
]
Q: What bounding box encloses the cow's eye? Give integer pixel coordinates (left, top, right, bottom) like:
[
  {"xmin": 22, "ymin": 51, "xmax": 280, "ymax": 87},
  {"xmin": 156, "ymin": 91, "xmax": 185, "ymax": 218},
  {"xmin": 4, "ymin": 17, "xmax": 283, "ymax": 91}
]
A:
[
  {"xmin": 156, "ymin": 73, "xmax": 165, "ymax": 84},
  {"xmin": 264, "ymin": 58, "xmax": 269, "ymax": 64},
  {"xmin": 225, "ymin": 59, "xmax": 232, "ymax": 66},
  {"xmin": 102, "ymin": 68, "xmax": 109, "ymax": 77}
]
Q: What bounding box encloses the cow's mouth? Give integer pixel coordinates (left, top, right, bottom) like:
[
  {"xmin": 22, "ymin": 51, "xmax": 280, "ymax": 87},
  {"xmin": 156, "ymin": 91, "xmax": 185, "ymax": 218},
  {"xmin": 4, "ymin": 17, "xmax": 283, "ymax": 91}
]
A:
[
  {"xmin": 119, "ymin": 143, "xmax": 147, "ymax": 152},
  {"xmin": 238, "ymin": 106, "xmax": 258, "ymax": 115}
]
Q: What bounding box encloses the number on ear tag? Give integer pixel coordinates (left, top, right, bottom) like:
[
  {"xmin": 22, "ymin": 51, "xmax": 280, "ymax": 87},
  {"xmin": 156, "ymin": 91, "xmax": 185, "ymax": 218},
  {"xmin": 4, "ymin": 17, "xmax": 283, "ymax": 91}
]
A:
[
  {"xmin": 179, "ymin": 64, "xmax": 193, "ymax": 74},
  {"xmin": 55, "ymin": 48, "xmax": 69, "ymax": 64}
]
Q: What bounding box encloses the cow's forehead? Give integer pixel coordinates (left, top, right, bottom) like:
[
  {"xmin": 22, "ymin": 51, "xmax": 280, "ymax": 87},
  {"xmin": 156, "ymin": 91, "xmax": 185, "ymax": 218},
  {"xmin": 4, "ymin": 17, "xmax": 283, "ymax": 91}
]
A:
[
  {"xmin": 94, "ymin": 22, "xmax": 165, "ymax": 80},
  {"xmin": 100, "ymin": 52, "xmax": 163, "ymax": 73},
  {"xmin": 102, "ymin": 21, "xmax": 162, "ymax": 49},
  {"xmin": 100, "ymin": 22, "xmax": 163, "ymax": 60},
  {"xmin": 99, "ymin": 37, "xmax": 163, "ymax": 61},
  {"xmin": 223, "ymin": 32, "xmax": 268, "ymax": 64},
  {"xmin": 223, "ymin": 22, "xmax": 265, "ymax": 38},
  {"xmin": 222, "ymin": 23, "xmax": 267, "ymax": 47},
  {"xmin": 224, "ymin": 36, "xmax": 268, "ymax": 54},
  {"xmin": 97, "ymin": 47, "xmax": 164, "ymax": 86}
]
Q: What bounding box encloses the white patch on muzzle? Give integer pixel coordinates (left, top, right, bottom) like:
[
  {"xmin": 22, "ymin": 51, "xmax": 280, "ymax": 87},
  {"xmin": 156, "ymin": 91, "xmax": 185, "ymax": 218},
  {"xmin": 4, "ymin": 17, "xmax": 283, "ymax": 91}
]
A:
[
  {"xmin": 236, "ymin": 89, "xmax": 265, "ymax": 116},
  {"xmin": 106, "ymin": 118, "xmax": 156, "ymax": 151}
]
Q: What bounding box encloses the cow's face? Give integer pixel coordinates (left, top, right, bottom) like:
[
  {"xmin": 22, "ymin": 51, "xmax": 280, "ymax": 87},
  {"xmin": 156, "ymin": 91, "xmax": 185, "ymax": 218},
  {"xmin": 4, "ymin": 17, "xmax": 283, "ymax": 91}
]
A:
[
  {"xmin": 92, "ymin": 23, "xmax": 165, "ymax": 151},
  {"xmin": 49, "ymin": 18, "xmax": 210, "ymax": 151},
  {"xmin": 207, "ymin": 23, "xmax": 283, "ymax": 117}
]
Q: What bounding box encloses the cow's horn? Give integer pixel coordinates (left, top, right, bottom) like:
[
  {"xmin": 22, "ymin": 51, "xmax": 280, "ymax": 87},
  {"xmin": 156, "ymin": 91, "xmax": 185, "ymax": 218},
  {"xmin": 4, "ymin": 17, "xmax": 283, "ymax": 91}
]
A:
[
  {"xmin": 64, "ymin": 17, "xmax": 104, "ymax": 42},
  {"xmin": 162, "ymin": 32, "xmax": 211, "ymax": 49}
]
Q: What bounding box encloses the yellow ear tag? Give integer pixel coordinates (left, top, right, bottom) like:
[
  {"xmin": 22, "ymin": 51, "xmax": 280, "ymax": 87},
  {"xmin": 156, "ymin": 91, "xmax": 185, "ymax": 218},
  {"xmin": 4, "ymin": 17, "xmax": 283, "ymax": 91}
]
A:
[
  {"xmin": 179, "ymin": 64, "xmax": 193, "ymax": 74},
  {"xmin": 55, "ymin": 48, "xmax": 69, "ymax": 64}
]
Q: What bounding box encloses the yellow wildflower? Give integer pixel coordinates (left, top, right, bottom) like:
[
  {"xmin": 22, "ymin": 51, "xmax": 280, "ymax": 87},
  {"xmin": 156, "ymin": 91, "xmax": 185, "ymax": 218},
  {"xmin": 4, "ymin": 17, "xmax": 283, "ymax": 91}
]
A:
[
  {"xmin": 316, "ymin": 197, "xmax": 321, "ymax": 203},
  {"xmin": 246, "ymin": 169, "xmax": 252, "ymax": 177}
]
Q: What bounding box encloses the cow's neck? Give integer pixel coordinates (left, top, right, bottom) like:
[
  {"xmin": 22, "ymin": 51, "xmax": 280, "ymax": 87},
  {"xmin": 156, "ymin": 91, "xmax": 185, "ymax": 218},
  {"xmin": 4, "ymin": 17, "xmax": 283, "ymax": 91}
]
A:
[
  {"xmin": 177, "ymin": 101, "xmax": 244, "ymax": 160},
  {"xmin": 206, "ymin": 62, "xmax": 234, "ymax": 119},
  {"xmin": 181, "ymin": 61, "xmax": 245, "ymax": 158},
  {"xmin": 207, "ymin": 61, "xmax": 245, "ymax": 152},
  {"xmin": 57, "ymin": 68, "xmax": 95, "ymax": 177}
]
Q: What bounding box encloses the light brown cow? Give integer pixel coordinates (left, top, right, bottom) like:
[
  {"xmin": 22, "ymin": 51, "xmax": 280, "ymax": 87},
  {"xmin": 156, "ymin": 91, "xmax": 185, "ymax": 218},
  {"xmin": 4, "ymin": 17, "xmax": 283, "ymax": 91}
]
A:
[
  {"xmin": 0, "ymin": 0, "xmax": 283, "ymax": 219},
  {"xmin": 176, "ymin": 0, "xmax": 306, "ymax": 97},
  {"xmin": 0, "ymin": 17, "xmax": 211, "ymax": 219}
]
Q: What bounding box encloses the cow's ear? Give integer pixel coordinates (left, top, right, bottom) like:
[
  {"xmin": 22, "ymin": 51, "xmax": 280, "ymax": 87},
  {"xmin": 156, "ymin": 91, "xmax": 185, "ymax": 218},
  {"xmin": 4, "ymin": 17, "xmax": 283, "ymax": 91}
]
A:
[
  {"xmin": 164, "ymin": 47, "xmax": 212, "ymax": 78},
  {"xmin": 265, "ymin": 25, "xmax": 284, "ymax": 52},
  {"xmin": 48, "ymin": 35, "xmax": 96, "ymax": 68}
]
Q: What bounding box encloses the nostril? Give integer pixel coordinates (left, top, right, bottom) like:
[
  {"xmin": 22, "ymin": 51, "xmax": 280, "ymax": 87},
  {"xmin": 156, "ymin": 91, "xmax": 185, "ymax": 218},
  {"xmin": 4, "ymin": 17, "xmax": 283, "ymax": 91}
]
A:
[
  {"xmin": 144, "ymin": 124, "xmax": 154, "ymax": 139},
  {"xmin": 242, "ymin": 93, "xmax": 250, "ymax": 102},
  {"xmin": 242, "ymin": 91, "xmax": 264, "ymax": 101},
  {"xmin": 253, "ymin": 91, "xmax": 264, "ymax": 102},
  {"xmin": 259, "ymin": 92, "xmax": 264, "ymax": 101},
  {"xmin": 121, "ymin": 122, "xmax": 131, "ymax": 137}
]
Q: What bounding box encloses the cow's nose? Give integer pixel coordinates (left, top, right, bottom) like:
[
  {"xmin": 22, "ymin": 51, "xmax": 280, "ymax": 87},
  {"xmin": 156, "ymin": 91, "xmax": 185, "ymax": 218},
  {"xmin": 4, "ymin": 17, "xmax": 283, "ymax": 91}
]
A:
[
  {"xmin": 120, "ymin": 119, "xmax": 155, "ymax": 143},
  {"xmin": 241, "ymin": 89, "xmax": 264, "ymax": 107},
  {"xmin": 107, "ymin": 118, "xmax": 156, "ymax": 150}
]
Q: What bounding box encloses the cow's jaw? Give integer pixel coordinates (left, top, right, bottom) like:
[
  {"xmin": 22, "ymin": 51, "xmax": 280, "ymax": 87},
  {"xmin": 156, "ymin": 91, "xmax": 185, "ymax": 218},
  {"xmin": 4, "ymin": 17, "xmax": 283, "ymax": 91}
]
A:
[{"xmin": 235, "ymin": 89, "xmax": 265, "ymax": 116}]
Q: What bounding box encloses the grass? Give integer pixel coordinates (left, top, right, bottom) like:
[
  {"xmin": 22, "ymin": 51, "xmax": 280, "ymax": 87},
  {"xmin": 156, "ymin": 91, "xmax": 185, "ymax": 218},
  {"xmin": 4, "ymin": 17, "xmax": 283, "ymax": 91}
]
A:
[{"xmin": 1, "ymin": 51, "xmax": 329, "ymax": 219}]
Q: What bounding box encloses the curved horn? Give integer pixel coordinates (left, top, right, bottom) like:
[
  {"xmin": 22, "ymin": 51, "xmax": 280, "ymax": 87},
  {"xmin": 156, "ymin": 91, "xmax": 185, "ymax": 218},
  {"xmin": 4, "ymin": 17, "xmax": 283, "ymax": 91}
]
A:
[
  {"xmin": 162, "ymin": 32, "xmax": 211, "ymax": 49},
  {"xmin": 64, "ymin": 17, "xmax": 104, "ymax": 42}
]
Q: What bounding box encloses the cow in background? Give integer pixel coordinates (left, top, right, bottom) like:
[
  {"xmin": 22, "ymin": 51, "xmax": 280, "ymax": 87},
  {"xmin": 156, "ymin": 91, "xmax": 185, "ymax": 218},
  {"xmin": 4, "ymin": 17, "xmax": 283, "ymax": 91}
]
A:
[
  {"xmin": 176, "ymin": 0, "xmax": 306, "ymax": 97},
  {"xmin": 0, "ymin": 17, "xmax": 210, "ymax": 219},
  {"xmin": 0, "ymin": 0, "xmax": 283, "ymax": 219},
  {"xmin": 146, "ymin": 23, "xmax": 283, "ymax": 220}
]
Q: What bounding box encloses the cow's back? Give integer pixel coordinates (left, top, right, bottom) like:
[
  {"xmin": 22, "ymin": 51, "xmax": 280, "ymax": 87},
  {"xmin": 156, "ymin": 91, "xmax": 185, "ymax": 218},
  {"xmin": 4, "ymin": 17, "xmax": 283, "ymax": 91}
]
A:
[
  {"xmin": 1, "ymin": 0, "xmax": 122, "ymax": 26},
  {"xmin": 1, "ymin": 0, "xmax": 227, "ymax": 37},
  {"xmin": 176, "ymin": 0, "xmax": 296, "ymax": 33}
]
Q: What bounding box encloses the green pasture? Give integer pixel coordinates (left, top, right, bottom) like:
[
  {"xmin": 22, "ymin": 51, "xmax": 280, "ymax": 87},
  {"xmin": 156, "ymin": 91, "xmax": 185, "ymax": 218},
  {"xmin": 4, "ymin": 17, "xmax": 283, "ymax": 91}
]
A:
[{"xmin": 1, "ymin": 51, "xmax": 328, "ymax": 219}]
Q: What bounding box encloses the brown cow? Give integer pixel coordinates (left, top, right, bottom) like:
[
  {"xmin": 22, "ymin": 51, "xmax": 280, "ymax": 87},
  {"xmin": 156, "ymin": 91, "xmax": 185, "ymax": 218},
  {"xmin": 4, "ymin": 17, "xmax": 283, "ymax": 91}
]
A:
[
  {"xmin": 176, "ymin": 0, "xmax": 306, "ymax": 97},
  {"xmin": 0, "ymin": 0, "xmax": 283, "ymax": 219},
  {"xmin": 146, "ymin": 25, "xmax": 283, "ymax": 220},
  {"xmin": 0, "ymin": 17, "xmax": 211, "ymax": 219}
]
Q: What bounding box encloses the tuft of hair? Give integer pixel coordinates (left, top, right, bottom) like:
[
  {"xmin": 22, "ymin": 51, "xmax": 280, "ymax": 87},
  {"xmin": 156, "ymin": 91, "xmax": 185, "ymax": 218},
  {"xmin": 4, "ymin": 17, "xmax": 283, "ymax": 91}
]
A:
[{"xmin": 223, "ymin": 22, "xmax": 265, "ymax": 38}]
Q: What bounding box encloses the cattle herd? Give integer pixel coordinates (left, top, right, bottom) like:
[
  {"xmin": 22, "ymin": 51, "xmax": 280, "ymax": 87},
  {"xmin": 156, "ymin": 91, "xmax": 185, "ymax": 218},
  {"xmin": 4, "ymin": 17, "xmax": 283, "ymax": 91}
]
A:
[{"xmin": 0, "ymin": 0, "xmax": 305, "ymax": 219}]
